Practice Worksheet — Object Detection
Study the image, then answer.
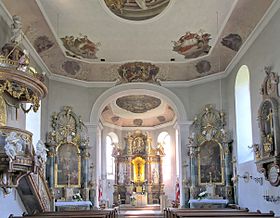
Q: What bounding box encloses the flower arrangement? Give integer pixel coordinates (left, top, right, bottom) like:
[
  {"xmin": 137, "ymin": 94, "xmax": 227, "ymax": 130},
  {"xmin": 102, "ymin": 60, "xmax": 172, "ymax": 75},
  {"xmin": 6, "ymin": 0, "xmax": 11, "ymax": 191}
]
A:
[
  {"xmin": 72, "ymin": 193, "xmax": 83, "ymax": 201},
  {"xmin": 197, "ymin": 191, "xmax": 207, "ymax": 200},
  {"xmin": 130, "ymin": 193, "xmax": 136, "ymax": 206}
]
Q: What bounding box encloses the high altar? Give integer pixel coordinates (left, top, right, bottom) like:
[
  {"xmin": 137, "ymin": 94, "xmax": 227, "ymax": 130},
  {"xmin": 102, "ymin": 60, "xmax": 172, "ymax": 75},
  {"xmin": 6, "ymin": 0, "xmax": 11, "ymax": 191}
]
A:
[{"xmin": 113, "ymin": 130, "xmax": 165, "ymax": 205}]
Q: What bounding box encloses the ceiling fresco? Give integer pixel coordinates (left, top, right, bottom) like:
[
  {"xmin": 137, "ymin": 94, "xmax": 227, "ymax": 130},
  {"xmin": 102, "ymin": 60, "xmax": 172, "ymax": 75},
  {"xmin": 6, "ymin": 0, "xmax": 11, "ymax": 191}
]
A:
[
  {"xmin": 116, "ymin": 95, "xmax": 161, "ymax": 113},
  {"xmin": 104, "ymin": 0, "xmax": 170, "ymax": 21},
  {"xmin": 172, "ymin": 30, "xmax": 212, "ymax": 59},
  {"xmin": 101, "ymin": 99, "xmax": 175, "ymax": 127},
  {"xmin": 1, "ymin": 0, "xmax": 273, "ymax": 82},
  {"xmin": 61, "ymin": 35, "xmax": 101, "ymax": 59}
]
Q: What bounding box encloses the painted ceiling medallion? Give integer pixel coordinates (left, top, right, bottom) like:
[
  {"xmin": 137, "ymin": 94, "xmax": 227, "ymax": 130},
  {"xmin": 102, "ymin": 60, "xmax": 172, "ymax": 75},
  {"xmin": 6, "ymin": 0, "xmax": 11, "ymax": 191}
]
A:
[
  {"xmin": 62, "ymin": 60, "xmax": 81, "ymax": 75},
  {"xmin": 33, "ymin": 36, "xmax": 54, "ymax": 53},
  {"xmin": 221, "ymin": 33, "xmax": 242, "ymax": 51},
  {"xmin": 104, "ymin": 0, "xmax": 170, "ymax": 21},
  {"xmin": 117, "ymin": 62, "xmax": 160, "ymax": 84},
  {"xmin": 116, "ymin": 95, "xmax": 161, "ymax": 113},
  {"xmin": 61, "ymin": 35, "xmax": 101, "ymax": 59},
  {"xmin": 172, "ymin": 30, "xmax": 211, "ymax": 59},
  {"xmin": 133, "ymin": 119, "xmax": 143, "ymax": 126},
  {"xmin": 196, "ymin": 60, "xmax": 211, "ymax": 74}
]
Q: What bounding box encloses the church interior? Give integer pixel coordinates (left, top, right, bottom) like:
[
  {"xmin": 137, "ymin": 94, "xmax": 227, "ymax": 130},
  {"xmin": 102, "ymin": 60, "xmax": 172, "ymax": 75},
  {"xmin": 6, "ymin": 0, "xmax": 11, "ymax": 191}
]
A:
[{"xmin": 0, "ymin": 0, "xmax": 280, "ymax": 217}]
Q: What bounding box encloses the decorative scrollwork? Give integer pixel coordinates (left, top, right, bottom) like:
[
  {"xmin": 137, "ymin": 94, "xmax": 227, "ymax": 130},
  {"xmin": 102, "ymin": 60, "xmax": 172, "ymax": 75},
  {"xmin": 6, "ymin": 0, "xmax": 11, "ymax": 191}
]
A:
[
  {"xmin": 256, "ymin": 67, "xmax": 280, "ymax": 186},
  {"xmin": 0, "ymin": 80, "xmax": 40, "ymax": 112},
  {"xmin": 47, "ymin": 106, "xmax": 89, "ymax": 148}
]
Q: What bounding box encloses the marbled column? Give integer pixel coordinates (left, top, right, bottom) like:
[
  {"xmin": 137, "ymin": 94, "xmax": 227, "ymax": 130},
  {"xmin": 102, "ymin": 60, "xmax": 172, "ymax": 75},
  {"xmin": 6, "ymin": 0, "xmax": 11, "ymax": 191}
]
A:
[
  {"xmin": 224, "ymin": 144, "xmax": 233, "ymax": 203},
  {"xmin": 190, "ymin": 146, "xmax": 198, "ymax": 199},
  {"xmin": 47, "ymin": 146, "xmax": 55, "ymax": 189},
  {"xmin": 147, "ymin": 158, "xmax": 152, "ymax": 184},
  {"xmin": 81, "ymin": 147, "xmax": 89, "ymax": 200}
]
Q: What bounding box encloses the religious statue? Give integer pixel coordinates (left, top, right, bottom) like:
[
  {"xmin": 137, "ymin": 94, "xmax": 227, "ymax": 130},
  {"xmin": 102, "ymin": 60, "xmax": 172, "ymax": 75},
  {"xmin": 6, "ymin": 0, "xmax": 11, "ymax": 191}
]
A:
[
  {"xmin": 35, "ymin": 140, "xmax": 48, "ymax": 163},
  {"xmin": 10, "ymin": 15, "xmax": 22, "ymax": 44},
  {"xmin": 4, "ymin": 132, "xmax": 26, "ymax": 159},
  {"xmin": 118, "ymin": 166, "xmax": 125, "ymax": 184},
  {"xmin": 152, "ymin": 168, "xmax": 159, "ymax": 184}
]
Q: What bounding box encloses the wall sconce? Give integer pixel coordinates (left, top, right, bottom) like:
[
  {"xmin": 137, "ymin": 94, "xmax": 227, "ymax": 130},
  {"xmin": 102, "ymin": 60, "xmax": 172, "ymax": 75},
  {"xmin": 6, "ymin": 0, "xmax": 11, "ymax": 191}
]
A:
[{"xmin": 237, "ymin": 172, "xmax": 250, "ymax": 183}]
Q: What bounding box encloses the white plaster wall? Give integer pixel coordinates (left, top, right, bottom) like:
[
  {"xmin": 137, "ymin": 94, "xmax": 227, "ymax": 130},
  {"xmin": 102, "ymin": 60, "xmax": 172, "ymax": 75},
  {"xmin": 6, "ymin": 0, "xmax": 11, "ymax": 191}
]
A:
[
  {"xmin": 0, "ymin": 189, "xmax": 26, "ymax": 218},
  {"xmin": 169, "ymin": 79, "xmax": 223, "ymax": 120},
  {"xmin": 225, "ymin": 7, "xmax": 280, "ymax": 216}
]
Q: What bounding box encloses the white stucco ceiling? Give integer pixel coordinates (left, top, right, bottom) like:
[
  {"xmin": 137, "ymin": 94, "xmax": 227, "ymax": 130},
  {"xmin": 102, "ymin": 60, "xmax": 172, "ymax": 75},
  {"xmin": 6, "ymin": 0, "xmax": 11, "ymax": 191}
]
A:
[
  {"xmin": 1, "ymin": 0, "xmax": 274, "ymax": 82},
  {"xmin": 37, "ymin": 0, "xmax": 235, "ymax": 62}
]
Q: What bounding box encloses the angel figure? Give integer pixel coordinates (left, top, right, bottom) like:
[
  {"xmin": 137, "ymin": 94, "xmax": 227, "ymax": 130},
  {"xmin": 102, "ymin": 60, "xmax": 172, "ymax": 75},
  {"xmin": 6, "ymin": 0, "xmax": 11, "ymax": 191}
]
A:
[{"xmin": 10, "ymin": 15, "xmax": 22, "ymax": 44}]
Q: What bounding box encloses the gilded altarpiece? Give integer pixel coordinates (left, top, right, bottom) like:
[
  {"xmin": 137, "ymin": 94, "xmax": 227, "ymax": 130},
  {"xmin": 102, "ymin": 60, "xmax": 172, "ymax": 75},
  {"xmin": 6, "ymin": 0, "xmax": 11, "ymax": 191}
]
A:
[
  {"xmin": 113, "ymin": 130, "xmax": 165, "ymax": 205},
  {"xmin": 254, "ymin": 67, "xmax": 280, "ymax": 186},
  {"xmin": 47, "ymin": 106, "xmax": 89, "ymax": 201},
  {"xmin": 187, "ymin": 105, "xmax": 233, "ymax": 203}
]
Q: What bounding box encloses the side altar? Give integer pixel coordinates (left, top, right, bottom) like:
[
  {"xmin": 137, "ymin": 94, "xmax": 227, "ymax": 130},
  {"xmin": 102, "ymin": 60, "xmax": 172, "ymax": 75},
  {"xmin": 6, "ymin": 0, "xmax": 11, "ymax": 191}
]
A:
[{"xmin": 113, "ymin": 130, "xmax": 165, "ymax": 205}]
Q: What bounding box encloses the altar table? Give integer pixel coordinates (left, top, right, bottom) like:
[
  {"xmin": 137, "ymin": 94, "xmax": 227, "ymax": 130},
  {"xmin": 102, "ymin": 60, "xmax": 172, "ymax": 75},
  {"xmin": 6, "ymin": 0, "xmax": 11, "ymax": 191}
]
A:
[
  {"xmin": 134, "ymin": 193, "xmax": 147, "ymax": 207},
  {"xmin": 188, "ymin": 199, "xmax": 228, "ymax": 208},
  {"xmin": 55, "ymin": 201, "xmax": 92, "ymax": 211}
]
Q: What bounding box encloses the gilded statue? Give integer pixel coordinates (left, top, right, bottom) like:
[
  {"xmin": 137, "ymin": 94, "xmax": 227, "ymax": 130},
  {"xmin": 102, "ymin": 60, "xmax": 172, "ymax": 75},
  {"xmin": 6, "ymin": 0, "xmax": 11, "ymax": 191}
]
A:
[{"xmin": 264, "ymin": 134, "xmax": 273, "ymax": 153}]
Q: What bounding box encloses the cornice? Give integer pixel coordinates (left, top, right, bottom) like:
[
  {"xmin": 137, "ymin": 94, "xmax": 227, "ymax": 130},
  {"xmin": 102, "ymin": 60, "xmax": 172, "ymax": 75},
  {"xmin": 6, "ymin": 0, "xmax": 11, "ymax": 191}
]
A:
[
  {"xmin": 1, "ymin": 0, "xmax": 279, "ymax": 88},
  {"xmin": 223, "ymin": 0, "xmax": 280, "ymax": 77}
]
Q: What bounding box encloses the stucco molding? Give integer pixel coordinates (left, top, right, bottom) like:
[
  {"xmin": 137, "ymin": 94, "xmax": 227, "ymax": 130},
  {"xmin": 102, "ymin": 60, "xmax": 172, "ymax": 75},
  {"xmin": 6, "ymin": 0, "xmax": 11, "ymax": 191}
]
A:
[{"xmin": 89, "ymin": 83, "xmax": 188, "ymax": 125}]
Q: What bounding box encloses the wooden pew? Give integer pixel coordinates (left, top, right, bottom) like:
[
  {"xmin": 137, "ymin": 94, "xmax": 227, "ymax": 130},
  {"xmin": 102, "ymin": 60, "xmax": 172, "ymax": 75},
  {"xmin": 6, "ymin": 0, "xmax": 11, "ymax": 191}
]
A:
[
  {"xmin": 164, "ymin": 207, "xmax": 274, "ymax": 218},
  {"xmin": 9, "ymin": 208, "xmax": 117, "ymax": 218},
  {"xmin": 174, "ymin": 212, "xmax": 274, "ymax": 218},
  {"xmin": 164, "ymin": 208, "xmax": 248, "ymax": 218}
]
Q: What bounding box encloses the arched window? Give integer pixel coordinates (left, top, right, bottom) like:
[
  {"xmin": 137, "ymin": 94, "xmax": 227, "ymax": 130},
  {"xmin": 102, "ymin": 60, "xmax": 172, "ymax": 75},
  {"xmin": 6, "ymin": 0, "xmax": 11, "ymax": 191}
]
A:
[
  {"xmin": 158, "ymin": 132, "xmax": 171, "ymax": 181},
  {"xmin": 25, "ymin": 102, "xmax": 41, "ymax": 147},
  {"xmin": 235, "ymin": 65, "xmax": 253, "ymax": 163},
  {"xmin": 106, "ymin": 132, "xmax": 118, "ymax": 180}
]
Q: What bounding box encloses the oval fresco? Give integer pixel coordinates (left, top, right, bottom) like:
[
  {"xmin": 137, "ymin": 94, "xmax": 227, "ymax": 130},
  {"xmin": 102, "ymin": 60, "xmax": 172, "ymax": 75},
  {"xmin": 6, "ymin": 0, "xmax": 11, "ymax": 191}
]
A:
[
  {"xmin": 116, "ymin": 95, "xmax": 161, "ymax": 113},
  {"xmin": 104, "ymin": 0, "xmax": 170, "ymax": 21}
]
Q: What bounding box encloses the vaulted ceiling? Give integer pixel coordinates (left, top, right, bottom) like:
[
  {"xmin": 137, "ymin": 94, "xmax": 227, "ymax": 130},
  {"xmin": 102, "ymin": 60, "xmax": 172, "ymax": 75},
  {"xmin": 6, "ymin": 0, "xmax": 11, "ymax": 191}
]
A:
[
  {"xmin": 1, "ymin": 0, "xmax": 274, "ymax": 128},
  {"xmin": 2, "ymin": 0, "xmax": 273, "ymax": 82}
]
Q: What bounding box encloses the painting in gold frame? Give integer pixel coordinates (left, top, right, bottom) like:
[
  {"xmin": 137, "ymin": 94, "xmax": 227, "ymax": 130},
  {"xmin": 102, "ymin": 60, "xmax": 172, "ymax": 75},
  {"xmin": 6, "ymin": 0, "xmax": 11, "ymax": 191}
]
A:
[
  {"xmin": 54, "ymin": 143, "xmax": 81, "ymax": 188},
  {"xmin": 198, "ymin": 140, "xmax": 224, "ymax": 185}
]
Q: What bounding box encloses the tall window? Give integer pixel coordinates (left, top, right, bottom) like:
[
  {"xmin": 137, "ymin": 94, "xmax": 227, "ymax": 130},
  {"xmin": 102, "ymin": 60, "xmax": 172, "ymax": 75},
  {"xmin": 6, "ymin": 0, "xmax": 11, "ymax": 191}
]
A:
[
  {"xmin": 25, "ymin": 102, "xmax": 41, "ymax": 147},
  {"xmin": 106, "ymin": 132, "xmax": 118, "ymax": 180},
  {"xmin": 235, "ymin": 65, "xmax": 253, "ymax": 163},
  {"xmin": 158, "ymin": 132, "xmax": 171, "ymax": 181}
]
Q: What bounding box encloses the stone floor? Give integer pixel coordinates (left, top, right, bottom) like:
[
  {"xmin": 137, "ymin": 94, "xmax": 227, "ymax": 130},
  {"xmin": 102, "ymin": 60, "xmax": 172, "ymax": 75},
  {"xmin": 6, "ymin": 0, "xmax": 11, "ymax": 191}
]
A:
[{"xmin": 118, "ymin": 204, "xmax": 163, "ymax": 218}]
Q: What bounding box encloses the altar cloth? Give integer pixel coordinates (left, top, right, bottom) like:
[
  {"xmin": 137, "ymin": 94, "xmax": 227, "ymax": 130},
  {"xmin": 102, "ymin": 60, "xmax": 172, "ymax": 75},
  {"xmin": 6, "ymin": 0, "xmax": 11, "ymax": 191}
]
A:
[
  {"xmin": 188, "ymin": 199, "xmax": 228, "ymax": 208},
  {"xmin": 55, "ymin": 201, "xmax": 92, "ymax": 206}
]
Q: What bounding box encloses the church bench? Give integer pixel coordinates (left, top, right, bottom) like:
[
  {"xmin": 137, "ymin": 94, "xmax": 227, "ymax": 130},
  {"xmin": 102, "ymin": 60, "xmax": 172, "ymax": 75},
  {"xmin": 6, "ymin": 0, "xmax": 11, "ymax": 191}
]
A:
[
  {"xmin": 10, "ymin": 215, "xmax": 107, "ymax": 218},
  {"xmin": 9, "ymin": 208, "xmax": 117, "ymax": 218},
  {"xmin": 174, "ymin": 211, "xmax": 274, "ymax": 218},
  {"xmin": 30, "ymin": 208, "xmax": 117, "ymax": 217},
  {"xmin": 164, "ymin": 208, "xmax": 249, "ymax": 218}
]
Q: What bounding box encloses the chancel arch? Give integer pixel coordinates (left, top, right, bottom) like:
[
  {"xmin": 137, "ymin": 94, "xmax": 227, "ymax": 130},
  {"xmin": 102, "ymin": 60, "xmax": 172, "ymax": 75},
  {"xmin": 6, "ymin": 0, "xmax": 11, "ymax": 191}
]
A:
[{"xmin": 89, "ymin": 83, "xmax": 188, "ymax": 207}]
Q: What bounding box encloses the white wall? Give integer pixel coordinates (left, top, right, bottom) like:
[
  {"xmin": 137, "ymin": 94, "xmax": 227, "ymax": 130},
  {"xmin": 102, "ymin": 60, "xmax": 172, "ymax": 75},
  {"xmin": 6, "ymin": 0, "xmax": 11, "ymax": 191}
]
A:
[
  {"xmin": 0, "ymin": 189, "xmax": 26, "ymax": 218},
  {"xmin": 225, "ymin": 6, "xmax": 280, "ymax": 216}
]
